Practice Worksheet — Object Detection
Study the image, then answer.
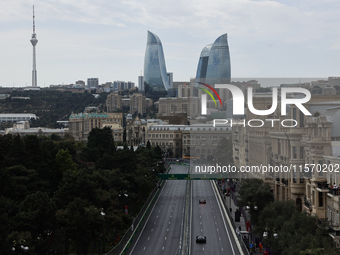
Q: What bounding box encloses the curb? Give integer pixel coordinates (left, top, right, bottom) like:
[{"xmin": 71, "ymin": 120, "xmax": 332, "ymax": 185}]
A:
[{"xmin": 212, "ymin": 180, "xmax": 244, "ymax": 255}]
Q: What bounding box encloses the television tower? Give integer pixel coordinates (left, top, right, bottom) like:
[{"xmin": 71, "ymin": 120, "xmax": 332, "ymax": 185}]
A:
[{"xmin": 30, "ymin": 5, "xmax": 38, "ymax": 87}]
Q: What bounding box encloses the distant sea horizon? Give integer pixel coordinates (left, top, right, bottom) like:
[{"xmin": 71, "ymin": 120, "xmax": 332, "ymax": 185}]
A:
[{"xmin": 231, "ymin": 77, "xmax": 328, "ymax": 88}]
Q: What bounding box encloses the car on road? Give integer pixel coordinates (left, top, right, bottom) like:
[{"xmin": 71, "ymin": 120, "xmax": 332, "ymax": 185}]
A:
[
  {"xmin": 196, "ymin": 236, "xmax": 207, "ymax": 243},
  {"xmin": 199, "ymin": 199, "xmax": 206, "ymax": 204}
]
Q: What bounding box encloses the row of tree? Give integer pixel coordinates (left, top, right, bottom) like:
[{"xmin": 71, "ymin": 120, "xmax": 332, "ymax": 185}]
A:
[
  {"xmin": 238, "ymin": 179, "xmax": 340, "ymax": 255},
  {"xmin": 0, "ymin": 127, "xmax": 165, "ymax": 254}
]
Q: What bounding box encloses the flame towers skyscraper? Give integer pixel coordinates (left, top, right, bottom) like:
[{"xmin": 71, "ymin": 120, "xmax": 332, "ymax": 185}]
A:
[
  {"xmin": 30, "ymin": 6, "xmax": 38, "ymax": 87},
  {"xmin": 143, "ymin": 31, "xmax": 170, "ymax": 100},
  {"xmin": 195, "ymin": 33, "xmax": 231, "ymax": 109}
]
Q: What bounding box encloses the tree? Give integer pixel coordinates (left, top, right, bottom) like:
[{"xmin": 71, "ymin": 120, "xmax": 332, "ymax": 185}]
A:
[
  {"xmin": 16, "ymin": 191, "xmax": 57, "ymax": 254},
  {"xmin": 56, "ymin": 198, "xmax": 103, "ymax": 255},
  {"xmin": 238, "ymin": 178, "xmax": 273, "ymax": 227},
  {"xmin": 0, "ymin": 131, "xmax": 163, "ymax": 254},
  {"xmin": 86, "ymin": 127, "xmax": 115, "ymax": 163},
  {"xmin": 256, "ymin": 200, "xmax": 339, "ymax": 255},
  {"xmin": 56, "ymin": 148, "xmax": 77, "ymax": 173}
]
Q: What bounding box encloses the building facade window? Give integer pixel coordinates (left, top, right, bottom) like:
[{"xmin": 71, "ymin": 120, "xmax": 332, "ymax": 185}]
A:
[
  {"xmin": 293, "ymin": 108, "xmax": 297, "ymax": 120},
  {"xmin": 300, "ymin": 147, "xmax": 304, "ymax": 159},
  {"xmin": 318, "ymin": 192, "xmax": 323, "ymax": 207},
  {"xmin": 293, "ymin": 147, "xmax": 297, "ymax": 159}
]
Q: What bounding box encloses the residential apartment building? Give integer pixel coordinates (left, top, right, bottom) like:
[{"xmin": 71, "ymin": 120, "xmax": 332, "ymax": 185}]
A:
[
  {"xmin": 144, "ymin": 123, "xmax": 232, "ymax": 159},
  {"xmin": 147, "ymin": 125, "xmax": 185, "ymax": 158},
  {"xmin": 177, "ymin": 84, "xmax": 192, "ymax": 98},
  {"xmin": 87, "ymin": 78, "xmax": 99, "ymax": 89},
  {"xmin": 106, "ymin": 92, "xmax": 153, "ymax": 115},
  {"xmin": 156, "ymin": 97, "xmax": 201, "ymax": 118},
  {"xmin": 232, "ymin": 93, "xmax": 340, "ymax": 247},
  {"xmin": 113, "ymin": 81, "xmax": 135, "ymax": 91},
  {"xmin": 68, "ymin": 112, "xmax": 123, "ymax": 141},
  {"xmin": 182, "ymin": 124, "xmax": 232, "ymax": 160},
  {"xmin": 126, "ymin": 115, "xmax": 167, "ymax": 146},
  {"xmin": 130, "ymin": 93, "xmax": 146, "ymax": 115}
]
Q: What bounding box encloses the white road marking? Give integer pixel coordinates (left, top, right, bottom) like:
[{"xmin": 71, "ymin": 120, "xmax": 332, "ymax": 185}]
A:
[
  {"xmin": 148, "ymin": 237, "xmax": 150, "ymax": 240},
  {"xmin": 169, "ymin": 221, "xmax": 171, "ymax": 224},
  {"xmin": 165, "ymin": 237, "xmax": 167, "ymax": 240},
  {"xmin": 162, "ymin": 247, "xmax": 164, "ymax": 250},
  {"xmin": 143, "ymin": 247, "xmax": 146, "ymax": 250},
  {"xmin": 210, "ymin": 181, "xmax": 237, "ymax": 255},
  {"xmin": 151, "ymin": 229, "xmax": 153, "ymax": 232}
]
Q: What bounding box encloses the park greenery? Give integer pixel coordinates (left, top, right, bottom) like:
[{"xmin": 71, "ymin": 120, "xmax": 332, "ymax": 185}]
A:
[
  {"xmin": 0, "ymin": 90, "xmax": 107, "ymax": 128},
  {"xmin": 0, "ymin": 127, "xmax": 165, "ymax": 254},
  {"xmin": 0, "ymin": 90, "xmax": 158, "ymax": 130},
  {"xmin": 238, "ymin": 179, "xmax": 340, "ymax": 255}
]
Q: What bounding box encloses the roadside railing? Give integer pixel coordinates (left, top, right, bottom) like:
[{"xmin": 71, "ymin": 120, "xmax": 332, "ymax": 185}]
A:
[
  {"xmin": 105, "ymin": 164, "xmax": 172, "ymax": 255},
  {"xmin": 216, "ymin": 182, "xmax": 250, "ymax": 255}
]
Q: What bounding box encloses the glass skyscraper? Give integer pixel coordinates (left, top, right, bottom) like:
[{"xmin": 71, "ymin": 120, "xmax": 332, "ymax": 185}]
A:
[
  {"xmin": 196, "ymin": 44, "xmax": 212, "ymax": 83},
  {"xmin": 195, "ymin": 33, "xmax": 231, "ymax": 108},
  {"xmin": 144, "ymin": 31, "xmax": 170, "ymax": 99},
  {"xmin": 196, "ymin": 33, "xmax": 231, "ymax": 85}
]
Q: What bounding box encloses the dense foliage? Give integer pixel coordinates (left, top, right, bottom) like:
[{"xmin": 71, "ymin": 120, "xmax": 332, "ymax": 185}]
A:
[
  {"xmin": 0, "ymin": 128, "xmax": 165, "ymax": 254},
  {"xmin": 238, "ymin": 179, "xmax": 274, "ymax": 226},
  {"xmin": 0, "ymin": 90, "xmax": 107, "ymax": 128},
  {"xmin": 238, "ymin": 179, "xmax": 340, "ymax": 255}
]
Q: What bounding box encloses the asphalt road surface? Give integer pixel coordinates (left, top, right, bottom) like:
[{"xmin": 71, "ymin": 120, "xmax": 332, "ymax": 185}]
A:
[
  {"xmin": 129, "ymin": 164, "xmax": 188, "ymax": 255},
  {"xmin": 190, "ymin": 169, "xmax": 241, "ymax": 254}
]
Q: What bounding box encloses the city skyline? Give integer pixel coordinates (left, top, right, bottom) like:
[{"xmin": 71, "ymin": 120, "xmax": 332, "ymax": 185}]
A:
[
  {"xmin": 30, "ymin": 5, "xmax": 38, "ymax": 87},
  {"xmin": 144, "ymin": 31, "xmax": 170, "ymax": 93},
  {"xmin": 0, "ymin": 0, "xmax": 339, "ymax": 87}
]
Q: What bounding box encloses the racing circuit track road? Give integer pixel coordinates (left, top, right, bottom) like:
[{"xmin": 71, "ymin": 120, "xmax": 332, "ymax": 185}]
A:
[
  {"xmin": 190, "ymin": 169, "xmax": 241, "ymax": 254},
  {"xmin": 128, "ymin": 163, "xmax": 241, "ymax": 255},
  {"xmin": 128, "ymin": 164, "xmax": 188, "ymax": 255}
]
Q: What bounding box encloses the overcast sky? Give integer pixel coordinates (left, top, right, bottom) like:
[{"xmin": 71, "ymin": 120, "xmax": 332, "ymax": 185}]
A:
[{"xmin": 1, "ymin": 0, "xmax": 339, "ymax": 87}]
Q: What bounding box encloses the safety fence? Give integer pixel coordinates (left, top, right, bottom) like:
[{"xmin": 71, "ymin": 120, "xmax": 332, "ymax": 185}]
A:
[
  {"xmin": 105, "ymin": 164, "xmax": 172, "ymax": 255},
  {"xmin": 215, "ymin": 182, "xmax": 250, "ymax": 255}
]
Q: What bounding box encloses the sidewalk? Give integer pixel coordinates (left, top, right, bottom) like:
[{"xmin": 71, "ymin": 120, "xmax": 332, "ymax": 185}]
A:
[{"xmin": 217, "ymin": 180, "xmax": 259, "ymax": 254}]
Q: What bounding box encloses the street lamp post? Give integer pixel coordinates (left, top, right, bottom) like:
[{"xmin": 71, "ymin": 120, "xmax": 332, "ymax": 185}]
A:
[
  {"xmin": 246, "ymin": 203, "xmax": 258, "ymax": 250},
  {"xmin": 12, "ymin": 240, "xmax": 29, "ymax": 254},
  {"xmin": 263, "ymin": 227, "xmax": 278, "ymax": 253},
  {"xmin": 98, "ymin": 208, "xmax": 105, "ymax": 255}
]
